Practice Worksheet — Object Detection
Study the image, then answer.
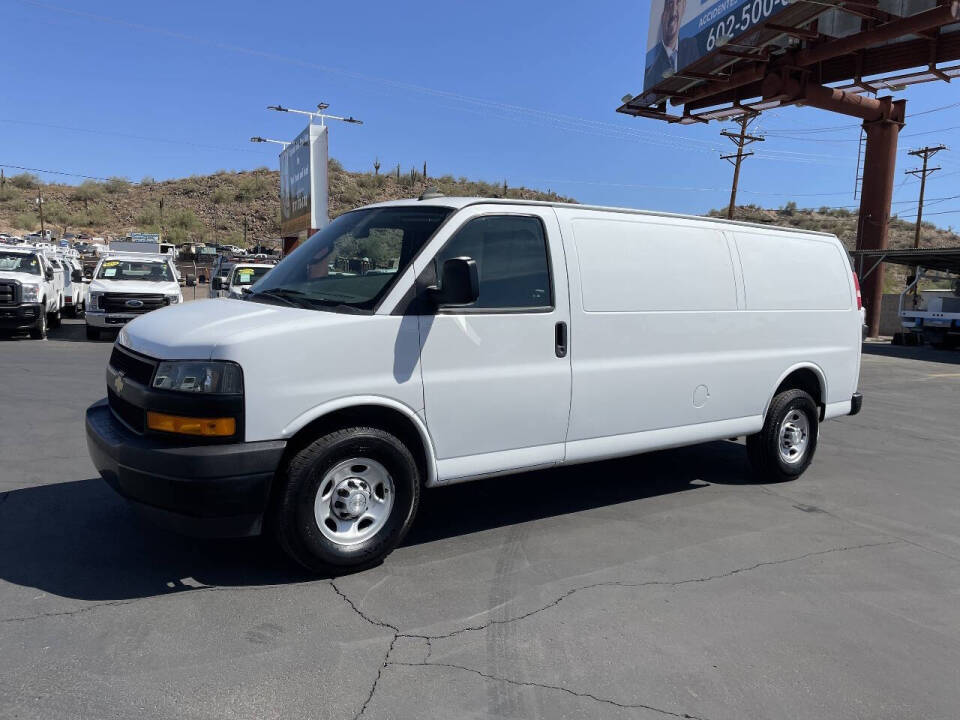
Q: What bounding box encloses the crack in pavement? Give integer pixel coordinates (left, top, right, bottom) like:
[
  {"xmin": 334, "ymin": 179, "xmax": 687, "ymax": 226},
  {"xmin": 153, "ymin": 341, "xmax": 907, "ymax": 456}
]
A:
[
  {"xmin": 328, "ymin": 541, "xmax": 897, "ymax": 719},
  {"xmin": 411, "ymin": 540, "xmax": 900, "ymax": 641},
  {"xmin": 757, "ymin": 484, "xmax": 960, "ymax": 565},
  {"xmin": 388, "ymin": 660, "xmax": 709, "ymax": 719}
]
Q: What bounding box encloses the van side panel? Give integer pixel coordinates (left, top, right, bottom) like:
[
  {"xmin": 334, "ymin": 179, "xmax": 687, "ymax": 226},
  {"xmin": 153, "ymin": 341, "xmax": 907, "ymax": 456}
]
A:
[
  {"xmin": 732, "ymin": 230, "xmax": 861, "ymax": 407},
  {"xmin": 736, "ymin": 233, "xmax": 852, "ymax": 311},
  {"xmin": 576, "ymin": 219, "xmax": 738, "ymax": 312},
  {"xmin": 560, "ymin": 210, "xmax": 758, "ymax": 443},
  {"xmin": 556, "ymin": 208, "xmax": 860, "ymax": 460}
]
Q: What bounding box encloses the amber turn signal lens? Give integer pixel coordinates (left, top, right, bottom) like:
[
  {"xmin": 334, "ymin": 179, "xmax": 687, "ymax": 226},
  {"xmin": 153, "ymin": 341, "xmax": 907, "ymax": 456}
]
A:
[{"xmin": 146, "ymin": 412, "xmax": 236, "ymax": 437}]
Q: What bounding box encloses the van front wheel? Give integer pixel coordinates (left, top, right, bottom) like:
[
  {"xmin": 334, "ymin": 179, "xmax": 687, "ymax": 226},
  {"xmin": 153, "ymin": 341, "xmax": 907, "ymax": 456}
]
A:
[
  {"xmin": 273, "ymin": 427, "xmax": 420, "ymax": 574},
  {"xmin": 746, "ymin": 389, "xmax": 819, "ymax": 482}
]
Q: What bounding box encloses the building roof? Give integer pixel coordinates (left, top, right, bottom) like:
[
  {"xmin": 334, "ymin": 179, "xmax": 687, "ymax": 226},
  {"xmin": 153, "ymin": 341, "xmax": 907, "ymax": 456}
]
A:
[{"xmin": 850, "ymin": 247, "xmax": 960, "ymax": 275}]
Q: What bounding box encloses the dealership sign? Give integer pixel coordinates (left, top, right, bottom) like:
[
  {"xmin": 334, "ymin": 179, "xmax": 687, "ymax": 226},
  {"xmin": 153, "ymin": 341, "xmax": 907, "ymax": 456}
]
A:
[
  {"xmin": 644, "ymin": 0, "xmax": 791, "ymax": 91},
  {"xmin": 279, "ymin": 123, "xmax": 329, "ymax": 237},
  {"xmin": 129, "ymin": 232, "xmax": 161, "ymax": 244}
]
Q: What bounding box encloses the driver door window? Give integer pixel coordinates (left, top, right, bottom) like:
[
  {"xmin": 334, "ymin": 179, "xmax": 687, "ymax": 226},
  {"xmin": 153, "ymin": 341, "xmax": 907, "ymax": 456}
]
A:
[{"xmin": 431, "ymin": 215, "xmax": 552, "ymax": 311}]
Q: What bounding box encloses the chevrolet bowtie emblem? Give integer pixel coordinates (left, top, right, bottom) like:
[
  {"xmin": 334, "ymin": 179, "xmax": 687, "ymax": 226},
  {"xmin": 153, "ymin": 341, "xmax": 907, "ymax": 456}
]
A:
[{"xmin": 114, "ymin": 372, "xmax": 124, "ymax": 394}]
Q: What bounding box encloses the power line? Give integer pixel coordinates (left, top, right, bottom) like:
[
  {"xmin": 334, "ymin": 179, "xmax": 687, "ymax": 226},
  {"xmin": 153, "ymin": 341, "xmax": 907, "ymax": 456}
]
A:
[
  {"xmin": 0, "ymin": 163, "xmax": 126, "ymax": 182},
  {"xmin": 0, "ymin": 118, "xmax": 262, "ymax": 154}
]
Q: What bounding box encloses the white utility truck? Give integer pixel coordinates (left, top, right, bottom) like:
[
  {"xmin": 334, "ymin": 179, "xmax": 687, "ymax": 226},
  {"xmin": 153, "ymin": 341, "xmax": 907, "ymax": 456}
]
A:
[
  {"xmin": 897, "ymin": 270, "xmax": 960, "ymax": 349},
  {"xmin": 211, "ymin": 262, "xmax": 275, "ymax": 299},
  {"xmin": 86, "ymin": 198, "xmax": 864, "ymax": 572},
  {"xmin": 0, "ymin": 246, "xmax": 65, "ymax": 338},
  {"xmin": 85, "ymin": 252, "xmax": 182, "ymax": 340}
]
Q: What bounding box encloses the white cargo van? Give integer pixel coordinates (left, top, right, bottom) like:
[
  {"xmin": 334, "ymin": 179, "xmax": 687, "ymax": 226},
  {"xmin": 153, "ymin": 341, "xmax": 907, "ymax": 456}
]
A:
[{"xmin": 86, "ymin": 198, "xmax": 863, "ymax": 572}]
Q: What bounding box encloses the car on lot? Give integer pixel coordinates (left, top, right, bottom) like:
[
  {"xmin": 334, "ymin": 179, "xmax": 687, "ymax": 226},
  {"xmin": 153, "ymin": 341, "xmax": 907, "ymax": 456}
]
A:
[
  {"xmin": 0, "ymin": 246, "xmax": 64, "ymax": 338},
  {"xmin": 85, "ymin": 253, "xmax": 182, "ymax": 340},
  {"xmin": 86, "ymin": 197, "xmax": 864, "ymax": 573},
  {"xmin": 211, "ymin": 262, "xmax": 275, "ymax": 299}
]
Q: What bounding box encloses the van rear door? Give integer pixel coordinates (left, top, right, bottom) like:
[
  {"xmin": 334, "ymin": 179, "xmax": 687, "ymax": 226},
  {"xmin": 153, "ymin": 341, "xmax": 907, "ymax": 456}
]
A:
[{"xmin": 414, "ymin": 205, "xmax": 571, "ymax": 481}]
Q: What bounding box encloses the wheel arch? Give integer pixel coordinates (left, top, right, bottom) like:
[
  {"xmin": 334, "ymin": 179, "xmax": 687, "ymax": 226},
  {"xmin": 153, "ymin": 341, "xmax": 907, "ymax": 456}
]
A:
[
  {"xmin": 764, "ymin": 363, "xmax": 827, "ymax": 422},
  {"xmin": 280, "ymin": 397, "xmax": 437, "ymax": 488}
]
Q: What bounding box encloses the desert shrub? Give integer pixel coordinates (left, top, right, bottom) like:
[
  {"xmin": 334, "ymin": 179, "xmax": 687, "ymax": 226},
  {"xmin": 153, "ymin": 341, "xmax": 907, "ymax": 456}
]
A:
[
  {"xmin": 70, "ymin": 180, "xmax": 104, "ymax": 206},
  {"xmin": 10, "ymin": 173, "xmax": 39, "ymax": 189},
  {"xmin": 13, "ymin": 212, "xmax": 37, "ymax": 230},
  {"xmin": 103, "ymin": 176, "xmax": 131, "ymax": 194},
  {"xmin": 140, "ymin": 176, "xmax": 156, "ymax": 185}
]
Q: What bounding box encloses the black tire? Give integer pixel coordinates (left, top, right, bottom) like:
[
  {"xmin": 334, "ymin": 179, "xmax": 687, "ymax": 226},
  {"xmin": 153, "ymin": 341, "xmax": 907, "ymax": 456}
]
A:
[
  {"xmin": 746, "ymin": 389, "xmax": 819, "ymax": 483},
  {"xmin": 85, "ymin": 325, "xmax": 99, "ymax": 341},
  {"xmin": 48, "ymin": 303, "xmax": 62, "ymax": 329},
  {"xmin": 273, "ymin": 426, "xmax": 420, "ymax": 574},
  {"xmin": 29, "ymin": 308, "xmax": 48, "ymax": 340}
]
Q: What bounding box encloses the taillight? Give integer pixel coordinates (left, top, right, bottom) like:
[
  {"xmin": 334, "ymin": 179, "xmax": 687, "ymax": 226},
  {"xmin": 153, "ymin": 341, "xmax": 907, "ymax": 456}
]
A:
[{"xmin": 852, "ymin": 272, "xmax": 862, "ymax": 310}]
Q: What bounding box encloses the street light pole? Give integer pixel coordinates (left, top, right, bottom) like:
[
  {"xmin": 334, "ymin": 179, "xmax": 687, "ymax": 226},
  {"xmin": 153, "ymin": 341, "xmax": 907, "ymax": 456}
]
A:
[
  {"xmin": 250, "ymin": 136, "xmax": 290, "ymax": 149},
  {"xmin": 266, "ymin": 103, "xmax": 364, "ymax": 127}
]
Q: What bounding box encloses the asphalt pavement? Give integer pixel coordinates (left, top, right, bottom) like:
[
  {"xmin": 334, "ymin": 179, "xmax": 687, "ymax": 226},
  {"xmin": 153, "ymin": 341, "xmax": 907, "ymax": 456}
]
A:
[{"xmin": 2, "ymin": 320, "xmax": 959, "ymax": 720}]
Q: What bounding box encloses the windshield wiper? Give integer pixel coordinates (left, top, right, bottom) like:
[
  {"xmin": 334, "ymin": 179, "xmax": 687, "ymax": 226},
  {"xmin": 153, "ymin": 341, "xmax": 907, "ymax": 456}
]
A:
[{"xmin": 249, "ymin": 288, "xmax": 310, "ymax": 308}]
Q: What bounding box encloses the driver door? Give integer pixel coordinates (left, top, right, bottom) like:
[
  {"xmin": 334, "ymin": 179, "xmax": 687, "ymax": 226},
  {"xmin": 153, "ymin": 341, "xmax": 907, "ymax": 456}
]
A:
[{"xmin": 413, "ymin": 206, "xmax": 572, "ymax": 482}]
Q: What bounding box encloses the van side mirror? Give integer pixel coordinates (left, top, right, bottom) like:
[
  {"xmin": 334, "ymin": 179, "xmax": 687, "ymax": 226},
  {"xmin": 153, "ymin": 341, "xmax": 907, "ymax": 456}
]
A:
[
  {"xmin": 71, "ymin": 269, "xmax": 83, "ymax": 283},
  {"xmin": 211, "ymin": 277, "xmax": 224, "ymax": 291},
  {"xmin": 45, "ymin": 268, "xmax": 54, "ymax": 281},
  {"xmin": 429, "ymin": 257, "xmax": 479, "ymax": 307}
]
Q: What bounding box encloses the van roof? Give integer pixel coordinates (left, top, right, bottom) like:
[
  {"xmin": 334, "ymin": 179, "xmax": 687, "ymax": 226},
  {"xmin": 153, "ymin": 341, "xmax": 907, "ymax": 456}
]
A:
[{"xmin": 360, "ymin": 197, "xmax": 834, "ymax": 238}]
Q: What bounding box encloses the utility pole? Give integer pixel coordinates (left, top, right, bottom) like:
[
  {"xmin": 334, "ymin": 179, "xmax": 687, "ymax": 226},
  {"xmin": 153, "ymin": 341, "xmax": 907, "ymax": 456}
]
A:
[
  {"xmin": 36, "ymin": 186, "xmax": 45, "ymax": 237},
  {"xmin": 159, "ymin": 197, "xmax": 164, "ymax": 242},
  {"xmin": 243, "ymin": 215, "xmax": 248, "ymax": 247},
  {"xmin": 905, "ymin": 144, "xmax": 946, "ymax": 248},
  {"xmin": 721, "ymin": 113, "xmax": 764, "ymax": 220}
]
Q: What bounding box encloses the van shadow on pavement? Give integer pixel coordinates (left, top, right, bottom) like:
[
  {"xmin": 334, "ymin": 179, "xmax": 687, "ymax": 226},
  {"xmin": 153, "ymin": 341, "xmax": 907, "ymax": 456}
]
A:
[{"xmin": 0, "ymin": 441, "xmax": 746, "ymax": 603}]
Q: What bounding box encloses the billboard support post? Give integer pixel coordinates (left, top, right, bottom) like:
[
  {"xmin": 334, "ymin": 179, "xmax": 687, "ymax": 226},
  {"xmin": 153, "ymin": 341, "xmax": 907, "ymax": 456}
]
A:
[{"xmin": 857, "ymin": 100, "xmax": 906, "ymax": 338}]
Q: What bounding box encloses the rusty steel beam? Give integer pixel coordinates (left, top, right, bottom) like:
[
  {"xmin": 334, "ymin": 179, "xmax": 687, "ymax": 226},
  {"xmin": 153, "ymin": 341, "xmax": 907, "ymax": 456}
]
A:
[
  {"xmin": 761, "ymin": 73, "xmax": 893, "ymax": 120},
  {"xmin": 672, "ymin": 1, "xmax": 960, "ymax": 107},
  {"xmin": 793, "ymin": 1, "xmax": 959, "ymax": 66},
  {"xmin": 858, "ymin": 99, "xmax": 906, "ymax": 337}
]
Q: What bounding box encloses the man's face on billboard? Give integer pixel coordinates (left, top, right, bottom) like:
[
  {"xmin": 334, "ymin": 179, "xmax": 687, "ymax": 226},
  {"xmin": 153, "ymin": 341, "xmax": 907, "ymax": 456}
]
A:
[{"xmin": 660, "ymin": 0, "xmax": 685, "ymax": 46}]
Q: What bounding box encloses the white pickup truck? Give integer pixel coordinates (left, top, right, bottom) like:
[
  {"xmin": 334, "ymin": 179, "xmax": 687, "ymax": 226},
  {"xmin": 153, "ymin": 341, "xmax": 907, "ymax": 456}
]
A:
[
  {"xmin": 0, "ymin": 247, "xmax": 65, "ymax": 338},
  {"xmin": 85, "ymin": 253, "xmax": 182, "ymax": 340}
]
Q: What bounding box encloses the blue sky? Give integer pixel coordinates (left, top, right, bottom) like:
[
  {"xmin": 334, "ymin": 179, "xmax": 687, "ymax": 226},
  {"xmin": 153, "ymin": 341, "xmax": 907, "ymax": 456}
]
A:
[{"xmin": 3, "ymin": 0, "xmax": 960, "ymax": 227}]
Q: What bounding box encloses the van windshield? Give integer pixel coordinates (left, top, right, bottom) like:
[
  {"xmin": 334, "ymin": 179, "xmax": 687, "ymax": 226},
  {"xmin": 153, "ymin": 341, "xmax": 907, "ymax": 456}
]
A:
[{"xmin": 249, "ymin": 206, "xmax": 452, "ymax": 312}]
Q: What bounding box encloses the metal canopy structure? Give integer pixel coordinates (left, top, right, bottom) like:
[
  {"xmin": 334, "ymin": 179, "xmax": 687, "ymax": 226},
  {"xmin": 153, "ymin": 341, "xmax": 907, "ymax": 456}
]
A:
[
  {"xmin": 621, "ymin": 0, "xmax": 960, "ymax": 123},
  {"xmin": 619, "ymin": 0, "xmax": 960, "ymax": 338},
  {"xmin": 852, "ymin": 246, "xmax": 960, "ymax": 276}
]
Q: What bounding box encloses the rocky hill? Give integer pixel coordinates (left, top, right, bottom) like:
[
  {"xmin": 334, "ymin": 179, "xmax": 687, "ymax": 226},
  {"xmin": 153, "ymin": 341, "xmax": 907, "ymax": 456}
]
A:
[{"xmin": 0, "ymin": 162, "xmax": 574, "ymax": 247}]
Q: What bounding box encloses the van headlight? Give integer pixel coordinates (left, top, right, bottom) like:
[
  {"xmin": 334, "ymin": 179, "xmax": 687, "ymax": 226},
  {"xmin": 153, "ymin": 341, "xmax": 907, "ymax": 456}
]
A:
[
  {"xmin": 166, "ymin": 294, "xmax": 181, "ymax": 304},
  {"xmin": 20, "ymin": 284, "xmax": 41, "ymax": 303},
  {"xmin": 152, "ymin": 360, "xmax": 243, "ymax": 394}
]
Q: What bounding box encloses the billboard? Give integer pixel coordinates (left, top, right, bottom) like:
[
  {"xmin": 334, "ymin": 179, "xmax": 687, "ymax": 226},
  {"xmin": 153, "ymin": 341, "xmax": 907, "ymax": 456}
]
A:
[
  {"xmin": 279, "ymin": 123, "xmax": 329, "ymax": 237},
  {"xmin": 644, "ymin": 0, "xmax": 792, "ymax": 91}
]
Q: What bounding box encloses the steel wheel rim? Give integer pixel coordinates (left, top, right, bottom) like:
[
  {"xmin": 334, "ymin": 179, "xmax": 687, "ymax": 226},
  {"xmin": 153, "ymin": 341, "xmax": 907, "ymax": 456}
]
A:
[
  {"xmin": 778, "ymin": 409, "xmax": 810, "ymax": 464},
  {"xmin": 314, "ymin": 457, "xmax": 394, "ymax": 546}
]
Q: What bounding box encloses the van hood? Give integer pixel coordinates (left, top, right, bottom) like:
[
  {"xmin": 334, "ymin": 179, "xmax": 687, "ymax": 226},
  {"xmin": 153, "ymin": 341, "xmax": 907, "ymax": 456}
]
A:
[
  {"xmin": 90, "ymin": 279, "xmax": 181, "ymax": 295},
  {"xmin": 118, "ymin": 298, "xmax": 363, "ymax": 360}
]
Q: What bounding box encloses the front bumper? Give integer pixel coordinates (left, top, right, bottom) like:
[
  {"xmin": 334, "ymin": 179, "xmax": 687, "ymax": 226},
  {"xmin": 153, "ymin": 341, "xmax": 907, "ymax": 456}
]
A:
[
  {"xmin": 86, "ymin": 310, "xmax": 136, "ymax": 328},
  {"xmin": 85, "ymin": 399, "xmax": 286, "ymax": 537},
  {"xmin": 0, "ymin": 302, "xmax": 42, "ymax": 330}
]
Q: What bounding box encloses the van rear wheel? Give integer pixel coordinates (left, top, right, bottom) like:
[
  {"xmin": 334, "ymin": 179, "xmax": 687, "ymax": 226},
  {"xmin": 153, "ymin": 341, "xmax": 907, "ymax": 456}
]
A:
[
  {"xmin": 746, "ymin": 389, "xmax": 818, "ymax": 482},
  {"xmin": 273, "ymin": 427, "xmax": 420, "ymax": 574}
]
